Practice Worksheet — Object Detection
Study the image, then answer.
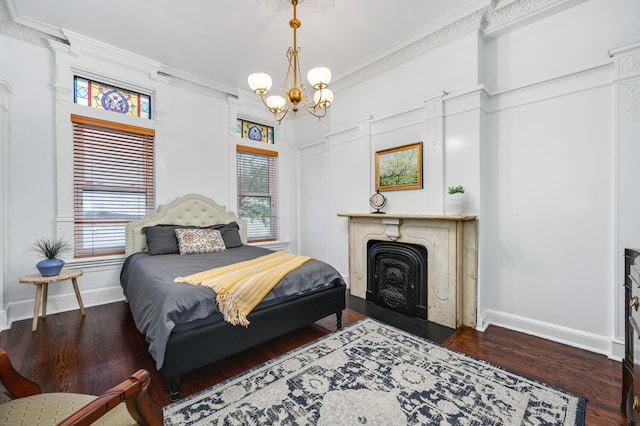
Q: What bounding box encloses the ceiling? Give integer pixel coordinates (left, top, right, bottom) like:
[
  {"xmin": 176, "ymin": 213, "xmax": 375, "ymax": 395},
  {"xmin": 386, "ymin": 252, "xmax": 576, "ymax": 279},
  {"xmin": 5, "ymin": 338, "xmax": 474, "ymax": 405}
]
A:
[{"xmin": 9, "ymin": 0, "xmax": 479, "ymax": 94}]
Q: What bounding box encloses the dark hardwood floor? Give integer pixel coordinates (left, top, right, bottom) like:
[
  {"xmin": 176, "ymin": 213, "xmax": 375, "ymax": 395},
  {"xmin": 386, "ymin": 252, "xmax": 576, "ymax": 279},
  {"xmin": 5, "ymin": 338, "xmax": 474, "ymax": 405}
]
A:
[{"xmin": 0, "ymin": 299, "xmax": 626, "ymax": 425}]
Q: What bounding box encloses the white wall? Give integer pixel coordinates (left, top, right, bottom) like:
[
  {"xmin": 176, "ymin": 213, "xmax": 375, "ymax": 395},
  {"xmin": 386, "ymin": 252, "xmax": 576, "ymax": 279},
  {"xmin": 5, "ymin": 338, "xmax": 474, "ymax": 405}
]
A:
[
  {"xmin": 479, "ymin": 0, "xmax": 640, "ymax": 357},
  {"xmin": 0, "ymin": 29, "xmax": 295, "ymax": 326},
  {"xmin": 295, "ymin": 0, "xmax": 640, "ymax": 358}
]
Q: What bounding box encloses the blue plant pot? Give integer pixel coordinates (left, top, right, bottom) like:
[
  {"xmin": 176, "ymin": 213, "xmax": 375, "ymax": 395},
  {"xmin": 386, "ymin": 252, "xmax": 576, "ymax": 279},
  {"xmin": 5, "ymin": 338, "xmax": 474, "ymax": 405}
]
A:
[{"xmin": 36, "ymin": 259, "xmax": 65, "ymax": 277}]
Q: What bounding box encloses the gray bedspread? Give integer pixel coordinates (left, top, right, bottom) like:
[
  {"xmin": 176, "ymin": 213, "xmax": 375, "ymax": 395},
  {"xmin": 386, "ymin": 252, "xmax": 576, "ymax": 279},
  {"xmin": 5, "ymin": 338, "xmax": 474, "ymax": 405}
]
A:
[{"xmin": 120, "ymin": 245, "xmax": 344, "ymax": 369}]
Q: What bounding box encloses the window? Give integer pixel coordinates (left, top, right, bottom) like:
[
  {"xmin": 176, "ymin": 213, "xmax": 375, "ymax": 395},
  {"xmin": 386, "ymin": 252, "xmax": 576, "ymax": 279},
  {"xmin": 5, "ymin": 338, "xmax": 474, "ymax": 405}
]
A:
[
  {"xmin": 236, "ymin": 118, "xmax": 274, "ymax": 144},
  {"xmin": 71, "ymin": 114, "xmax": 155, "ymax": 257},
  {"xmin": 236, "ymin": 145, "xmax": 278, "ymax": 242},
  {"xmin": 74, "ymin": 76, "xmax": 151, "ymax": 119}
]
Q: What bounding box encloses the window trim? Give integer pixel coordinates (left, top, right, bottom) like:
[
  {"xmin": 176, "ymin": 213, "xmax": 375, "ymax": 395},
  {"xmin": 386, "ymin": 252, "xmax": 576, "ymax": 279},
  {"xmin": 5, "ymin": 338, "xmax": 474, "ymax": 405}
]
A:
[
  {"xmin": 236, "ymin": 144, "xmax": 279, "ymax": 243},
  {"xmin": 71, "ymin": 114, "xmax": 155, "ymax": 258}
]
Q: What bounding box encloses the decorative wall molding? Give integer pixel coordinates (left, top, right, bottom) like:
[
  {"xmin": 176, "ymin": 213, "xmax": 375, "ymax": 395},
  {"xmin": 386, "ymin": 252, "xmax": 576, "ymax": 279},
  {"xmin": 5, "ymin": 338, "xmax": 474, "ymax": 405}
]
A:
[
  {"xmin": 424, "ymin": 92, "xmax": 445, "ymax": 148},
  {"xmin": 64, "ymin": 30, "xmax": 162, "ymax": 77},
  {"xmin": 619, "ymin": 54, "xmax": 640, "ymax": 79},
  {"xmin": 610, "ymin": 42, "xmax": 640, "ymax": 81},
  {"xmin": 54, "ymin": 85, "xmax": 71, "ymax": 105},
  {"xmin": 621, "ymin": 82, "xmax": 640, "ymax": 123},
  {"xmin": 333, "ymin": 9, "xmax": 488, "ymax": 92},
  {"xmin": 0, "ymin": 80, "xmax": 11, "ymax": 111},
  {"xmin": 157, "ymin": 71, "xmax": 230, "ymax": 100},
  {"xmin": 0, "ymin": 0, "xmax": 66, "ymax": 46},
  {"xmin": 333, "ymin": 0, "xmax": 587, "ymax": 91},
  {"xmin": 484, "ymin": 0, "xmax": 588, "ymax": 35}
]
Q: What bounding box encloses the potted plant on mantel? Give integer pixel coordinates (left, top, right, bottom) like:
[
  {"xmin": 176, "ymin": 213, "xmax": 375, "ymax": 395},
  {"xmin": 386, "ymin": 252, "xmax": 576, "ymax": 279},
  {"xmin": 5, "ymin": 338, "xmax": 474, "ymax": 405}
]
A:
[
  {"xmin": 444, "ymin": 185, "xmax": 469, "ymax": 216},
  {"xmin": 29, "ymin": 237, "xmax": 72, "ymax": 277}
]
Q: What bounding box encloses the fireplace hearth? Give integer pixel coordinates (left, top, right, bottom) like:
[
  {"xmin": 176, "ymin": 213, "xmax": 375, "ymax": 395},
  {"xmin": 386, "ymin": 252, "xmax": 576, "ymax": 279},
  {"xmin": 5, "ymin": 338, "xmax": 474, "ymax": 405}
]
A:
[{"xmin": 367, "ymin": 240, "xmax": 427, "ymax": 319}]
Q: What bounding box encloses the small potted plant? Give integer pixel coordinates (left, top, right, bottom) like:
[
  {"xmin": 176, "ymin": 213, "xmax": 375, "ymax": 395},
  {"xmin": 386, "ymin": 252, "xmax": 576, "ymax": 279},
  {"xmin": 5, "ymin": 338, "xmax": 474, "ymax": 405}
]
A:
[
  {"xmin": 29, "ymin": 237, "xmax": 72, "ymax": 276},
  {"xmin": 444, "ymin": 185, "xmax": 468, "ymax": 215}
]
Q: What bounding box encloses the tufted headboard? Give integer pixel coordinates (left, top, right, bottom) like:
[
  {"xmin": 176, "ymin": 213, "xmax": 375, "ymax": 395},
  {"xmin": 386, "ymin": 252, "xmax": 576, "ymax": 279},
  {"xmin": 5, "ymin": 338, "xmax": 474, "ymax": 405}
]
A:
[{"xmin": 125, "ymin": 194, "xmax": 248, "ymax": 256}]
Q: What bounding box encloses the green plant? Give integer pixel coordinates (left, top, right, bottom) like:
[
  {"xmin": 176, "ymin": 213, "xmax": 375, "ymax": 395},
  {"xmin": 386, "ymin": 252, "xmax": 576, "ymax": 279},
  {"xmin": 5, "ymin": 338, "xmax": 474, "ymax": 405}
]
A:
[
  {"xmin": 29, "ymin": 238, "xmax": 72, "ymax": 259},
  {"xmin": 448, "ymin": 185, "xmax": 465, "ymax": 195}
]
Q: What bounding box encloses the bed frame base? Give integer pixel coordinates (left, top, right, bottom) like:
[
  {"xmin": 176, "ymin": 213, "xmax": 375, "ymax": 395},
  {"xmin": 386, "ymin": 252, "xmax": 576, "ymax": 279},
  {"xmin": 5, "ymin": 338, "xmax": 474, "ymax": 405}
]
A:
[{"xmin": 162, "ymin": 283, "xmax": 346, "ymax": 402}]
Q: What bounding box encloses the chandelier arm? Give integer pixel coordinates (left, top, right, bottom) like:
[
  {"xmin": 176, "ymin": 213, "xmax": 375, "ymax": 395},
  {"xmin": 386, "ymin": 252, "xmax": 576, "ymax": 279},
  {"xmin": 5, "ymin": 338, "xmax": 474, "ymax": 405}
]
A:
[
  {"xmin": 302, "ymin": 101, "xmax": 329, "ymax": 120},
  {"xmin": 273, "ymin": 97, "xmax": 290, "ymax": 124}
]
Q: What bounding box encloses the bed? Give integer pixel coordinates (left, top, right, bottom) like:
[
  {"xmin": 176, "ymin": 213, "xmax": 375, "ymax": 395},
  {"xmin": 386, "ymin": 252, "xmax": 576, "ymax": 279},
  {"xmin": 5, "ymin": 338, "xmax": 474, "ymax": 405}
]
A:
[{"xmin": 120, "ymin": 194, "xmax": 346, "ymax": 401}]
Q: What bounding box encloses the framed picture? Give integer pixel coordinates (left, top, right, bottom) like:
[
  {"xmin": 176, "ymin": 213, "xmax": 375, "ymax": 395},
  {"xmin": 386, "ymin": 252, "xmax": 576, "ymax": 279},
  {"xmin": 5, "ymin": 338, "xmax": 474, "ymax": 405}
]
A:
[{"xmin": 375, "ymin": 142, "xmax": 423, "ymax": 191}]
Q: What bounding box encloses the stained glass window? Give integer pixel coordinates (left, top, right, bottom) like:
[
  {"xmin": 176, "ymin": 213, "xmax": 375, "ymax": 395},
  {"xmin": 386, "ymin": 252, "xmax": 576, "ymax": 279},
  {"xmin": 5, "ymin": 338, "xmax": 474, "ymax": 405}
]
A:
[
  {"xmin": 237, "ymin": 118, "xmax": 274, "ymax": 144},
  {"xmin": 74, "ymin": 76, "xmax": 151, "ymax": 119}
]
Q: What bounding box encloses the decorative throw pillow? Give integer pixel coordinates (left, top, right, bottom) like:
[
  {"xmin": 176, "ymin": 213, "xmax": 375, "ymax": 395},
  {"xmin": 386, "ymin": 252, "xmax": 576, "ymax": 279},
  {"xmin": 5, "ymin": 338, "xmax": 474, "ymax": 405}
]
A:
[{"xmin": 174, "ymin": 228, "xmax": 227, "ymax": 255}]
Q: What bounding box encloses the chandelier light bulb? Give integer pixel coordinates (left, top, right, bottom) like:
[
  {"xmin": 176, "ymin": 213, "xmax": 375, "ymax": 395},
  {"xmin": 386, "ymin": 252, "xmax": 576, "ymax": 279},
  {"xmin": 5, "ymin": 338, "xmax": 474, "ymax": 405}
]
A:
[
  {"xmin": 307, "ymin": 67, "xmax": 331, "ymax": 89},
  {"xmin": 314, "ymin": 88, "xmax": 333, "ymax": 108},
  {"xmin": 266, "ymin": 95, "xmax": 287, "ymax": 112},
  {"xmin": 248, "ymin": 73, "xmax": 272, "ymax": 94}
]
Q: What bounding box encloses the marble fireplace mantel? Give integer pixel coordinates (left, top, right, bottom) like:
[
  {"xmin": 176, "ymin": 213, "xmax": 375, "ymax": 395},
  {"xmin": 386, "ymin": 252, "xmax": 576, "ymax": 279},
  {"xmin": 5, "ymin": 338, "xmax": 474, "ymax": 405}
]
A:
[{"xmin": 337, "ymin": 213, "xmax": 478, "ymax": 328}]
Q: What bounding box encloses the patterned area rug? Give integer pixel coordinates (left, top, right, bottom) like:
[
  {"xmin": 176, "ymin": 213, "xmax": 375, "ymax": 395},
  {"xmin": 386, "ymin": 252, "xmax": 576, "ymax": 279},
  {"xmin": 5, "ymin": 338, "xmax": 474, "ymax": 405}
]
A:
[{"xmin": 164, "ymin": 318, "xmax": 586, "ymax": 425}]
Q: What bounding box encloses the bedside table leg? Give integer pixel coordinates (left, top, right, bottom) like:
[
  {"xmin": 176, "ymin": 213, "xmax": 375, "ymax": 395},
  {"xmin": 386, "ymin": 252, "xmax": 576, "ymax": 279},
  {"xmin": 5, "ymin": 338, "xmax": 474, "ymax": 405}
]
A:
[
  {"xmin": 32, "ymin": 284, "xmax": 42, "ymax": 332},
  {"xmin": 71, "ymin": 277, "xmax": 85, "ymax": 315},
  {"xmin": 42, "ymin": 283, "xmax": 48, "ymax": 318}
]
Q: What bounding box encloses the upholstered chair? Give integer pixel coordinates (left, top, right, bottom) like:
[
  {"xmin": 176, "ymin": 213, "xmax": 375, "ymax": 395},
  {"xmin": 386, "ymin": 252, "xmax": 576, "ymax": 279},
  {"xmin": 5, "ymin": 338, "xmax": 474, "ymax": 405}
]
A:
[{"xmin": 0, "ymin": 349, "xmax": 163, "ymax": 425}]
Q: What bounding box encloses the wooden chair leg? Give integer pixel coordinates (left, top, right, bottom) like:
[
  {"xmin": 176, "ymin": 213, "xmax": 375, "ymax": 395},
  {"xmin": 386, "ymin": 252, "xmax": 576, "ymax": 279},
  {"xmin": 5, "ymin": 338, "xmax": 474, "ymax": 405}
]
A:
[
  {"xmin": 71, "ymin": 277, "xmax": 86, "ymax": 315},
  {"xmin": 32, "ymin": 284, "xmax": 42, "ymax": 332},
  {"xmin": 42, "ymin": 283, "xmax": 48, "ymax": 318}
]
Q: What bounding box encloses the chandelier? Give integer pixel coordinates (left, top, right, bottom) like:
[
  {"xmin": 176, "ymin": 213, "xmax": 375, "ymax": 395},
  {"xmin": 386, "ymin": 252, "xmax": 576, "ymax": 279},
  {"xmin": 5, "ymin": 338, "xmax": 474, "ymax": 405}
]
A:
[{"xmin": 248, "ymin": 0, "xmax": 333, "ymax": 124}]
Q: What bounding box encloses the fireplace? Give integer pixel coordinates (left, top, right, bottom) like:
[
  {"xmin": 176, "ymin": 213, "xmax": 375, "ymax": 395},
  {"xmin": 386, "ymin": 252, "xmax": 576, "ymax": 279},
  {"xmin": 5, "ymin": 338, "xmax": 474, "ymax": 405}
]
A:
[
  {"xmin": 337, "ymin": 213, "xmax": 478, "ymax": 328},
  {"xmin": 367, "ymin": 240, "xmax": 427, "ymax": 319}
]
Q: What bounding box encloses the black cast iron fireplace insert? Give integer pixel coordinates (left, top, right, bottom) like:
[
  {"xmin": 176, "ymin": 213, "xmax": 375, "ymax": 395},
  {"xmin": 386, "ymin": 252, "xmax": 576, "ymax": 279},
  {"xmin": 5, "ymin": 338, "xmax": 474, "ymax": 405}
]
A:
[{"xmin": 366, "ymin": 240, "xmax": 427, "ymax": 319}]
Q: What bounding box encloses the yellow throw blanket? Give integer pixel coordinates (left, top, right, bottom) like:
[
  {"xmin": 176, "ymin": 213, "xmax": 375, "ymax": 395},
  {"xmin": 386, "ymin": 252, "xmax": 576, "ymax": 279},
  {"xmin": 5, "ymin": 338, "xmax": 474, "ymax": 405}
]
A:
[{"xmin": 174, "ymin": 251, "xmax": 313, "ymax": 327}]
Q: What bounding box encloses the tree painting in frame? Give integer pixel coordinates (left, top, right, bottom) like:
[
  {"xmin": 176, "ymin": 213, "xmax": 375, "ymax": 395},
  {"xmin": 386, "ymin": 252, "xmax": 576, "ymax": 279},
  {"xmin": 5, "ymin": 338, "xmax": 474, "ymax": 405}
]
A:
[{"xmin": 375, "ymin": 142, "xmax": 423, "ymax": 191}]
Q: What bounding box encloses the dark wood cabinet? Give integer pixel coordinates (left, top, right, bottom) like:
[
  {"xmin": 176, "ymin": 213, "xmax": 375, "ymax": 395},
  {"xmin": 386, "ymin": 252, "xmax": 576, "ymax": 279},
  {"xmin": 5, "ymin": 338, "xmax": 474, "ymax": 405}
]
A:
[{"xmin": 624, "ymin": 248, "xmax": 640, "ymax": 425}]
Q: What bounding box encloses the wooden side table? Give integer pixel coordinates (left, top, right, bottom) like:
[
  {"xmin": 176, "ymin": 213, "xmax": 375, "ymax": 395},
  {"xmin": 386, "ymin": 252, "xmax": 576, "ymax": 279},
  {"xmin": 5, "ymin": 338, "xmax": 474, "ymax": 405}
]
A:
[{"xmin": 19, "ymin": 268, "xmax": 85, "ymax": 332}]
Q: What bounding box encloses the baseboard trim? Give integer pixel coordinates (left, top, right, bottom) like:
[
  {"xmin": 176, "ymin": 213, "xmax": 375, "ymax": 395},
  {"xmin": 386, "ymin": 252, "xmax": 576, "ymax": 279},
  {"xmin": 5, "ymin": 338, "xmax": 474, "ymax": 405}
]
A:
[
  {"xmin": 480, "ymin": 309, "xmax": 620, "ymax": 361},
  {"xmin": 7, "ymin": 286, "xmax": 126, "ymax": 327}
]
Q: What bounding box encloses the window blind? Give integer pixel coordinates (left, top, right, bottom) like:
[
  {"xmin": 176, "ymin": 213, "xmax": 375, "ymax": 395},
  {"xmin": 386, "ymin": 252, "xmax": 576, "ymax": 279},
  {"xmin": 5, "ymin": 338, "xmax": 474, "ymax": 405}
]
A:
[
  {"xmin": 236, "ymin": 145, "xmax": 278, "ymax": 242},
  {"xmin": 71, "ymin": 114, "xmax": 155, "ymax": 257}
]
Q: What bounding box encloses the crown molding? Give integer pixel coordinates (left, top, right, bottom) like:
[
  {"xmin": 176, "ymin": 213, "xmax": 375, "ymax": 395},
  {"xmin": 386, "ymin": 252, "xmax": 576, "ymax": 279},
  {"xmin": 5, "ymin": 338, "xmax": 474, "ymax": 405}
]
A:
[
  {"xmin": 483, "ymin": 0, "xmax": 589, "ymax": 36},
  {"xmin": 332, "ymin": 0, "xmax": 492, "ymax": 89},
  {"xmin": 332, "ymin": 6, "xmax": 489, "ymax": 92},
  {"xmin": 5, "ymin": 0, "xmax": 63, "ymax": 38},
  {"xmin": 0, "ymin": 0, "xmax": 65, "ymax": 45},
  {"xmin": 62, "ymin": 30, "xmax": 162, "ymax": 76},
  {"xmin": 158, "ymin": 66, "xmax": 237, "ymax": 98},
  {"xmin": 332, "ymin": 0, "xmax": 588, "ymax": 91}
]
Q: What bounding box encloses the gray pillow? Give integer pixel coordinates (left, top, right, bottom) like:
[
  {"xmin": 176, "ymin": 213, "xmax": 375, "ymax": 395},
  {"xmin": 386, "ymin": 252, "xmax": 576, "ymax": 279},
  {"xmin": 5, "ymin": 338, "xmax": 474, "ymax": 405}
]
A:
[
  {"xmin": 141, "ymin": 224, "xmax": 182, "ymax": 255},
  {"xmin": 219, "ymin": 221, "xmax": 243, "ymax": 248},
  {"xmin": 142, "ymin": 222, "xmax": 243, "ymax": 255}
]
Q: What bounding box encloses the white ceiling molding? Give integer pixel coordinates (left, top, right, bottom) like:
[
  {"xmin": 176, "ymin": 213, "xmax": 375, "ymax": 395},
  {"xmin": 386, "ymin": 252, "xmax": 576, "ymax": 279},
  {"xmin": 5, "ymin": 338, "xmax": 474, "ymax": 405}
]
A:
[
  {"xmin": 332, "ymin": 7, "xmax": 490, "ymax": 92},
  {"xmin": 256, "ymin": 0, "xmax": 335, "ymax": 19},
  {"xmin": 158, "ymin": 69, "xmax": 233, "ymax": 101},
  {"xmin": 158, "ymin": 66, "xmax": 238, "ymax": 98},
  {"xmin": 1, "ymin": 0, "xmax": 63, "ymax": 45},
  {"xmin": 332, "ymin": 0, "xmax": 589, "ymax": 91},
  {"xmin": 63, "ymin": 30, "xmax": 163, "ymax": 76},
  {"xmin": 483, "ymin": 0, "xmax": 590, "ymax": 36}
]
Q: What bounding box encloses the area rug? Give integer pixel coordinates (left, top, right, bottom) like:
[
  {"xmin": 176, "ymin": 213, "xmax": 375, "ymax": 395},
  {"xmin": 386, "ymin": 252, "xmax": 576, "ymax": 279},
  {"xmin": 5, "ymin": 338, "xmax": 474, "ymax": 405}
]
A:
[{"xmin": 163, "ymin": 318, "xmax": 586, "ymax": 425}]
